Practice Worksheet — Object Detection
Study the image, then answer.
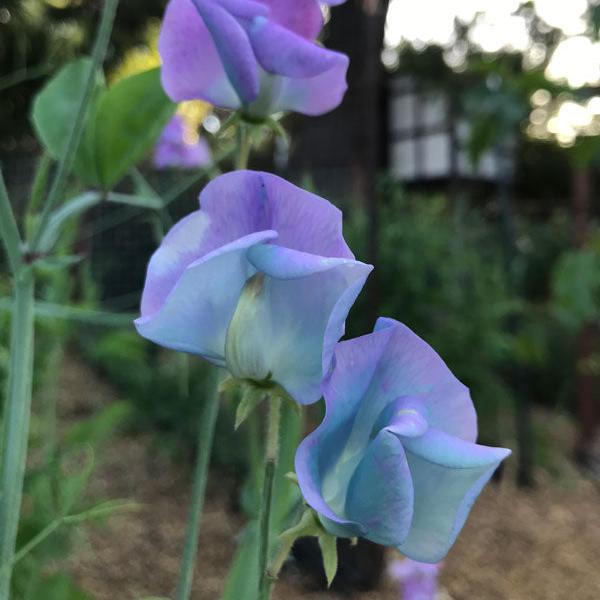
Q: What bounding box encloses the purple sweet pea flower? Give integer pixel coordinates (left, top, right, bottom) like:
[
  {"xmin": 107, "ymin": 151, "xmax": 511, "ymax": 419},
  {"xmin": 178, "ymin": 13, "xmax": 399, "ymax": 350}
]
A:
[
  {"xmin": 158, "ymin": 0, "xmax": 349, "ymax": 117},
  {"xmin": 389, "ymin": 558, "xmax": 441, "ymax": 600},
  {"xmin": 295, "ymin": 318, "xmax": 511, "ymax": 561},
  {"xmin": 135, "ymin": 170, "xmax": 371, "ymax": 405},
  {"xmin": 153, "ymin": 115, "xmax": 212, "ymax": 170}
]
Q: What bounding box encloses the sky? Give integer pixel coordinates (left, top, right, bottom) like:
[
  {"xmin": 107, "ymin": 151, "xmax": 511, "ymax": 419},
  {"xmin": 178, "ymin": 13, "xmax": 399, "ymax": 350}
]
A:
[
  {"xmin": 384, "ymin": 0, "xmax": 600, "ymax": 145},
  {"xmin": 385, "ymin": 0, "xmax": 597, "ymax": 87}
]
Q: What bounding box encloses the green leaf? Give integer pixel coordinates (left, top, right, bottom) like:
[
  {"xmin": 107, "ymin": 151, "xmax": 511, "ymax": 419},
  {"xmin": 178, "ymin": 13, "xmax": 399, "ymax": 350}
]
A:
[
  {"xmin": 318, "ymin": 533, "xmax": 338, "ymax": 588},
  {"xmin": 222, "ymin": 522, "xmax": 259, "ymax": 600},
  {"xmin": 58, "ymin": 447, "xmax": 95, "ymax": 514},
  {"xmin": 106, "ymin": 191, "xmax": 163, "ymax": 210},
  {"xmin": 65, "ymin": 401, "xmax": 132, "ymax": 448},
  {"xmin": 0, "ymin": 298, "xmax": 135, "ymax": 328},
  {"xmin": 552, "ymin": 249, "xmax": 600, "ymax": 329},
  {"xmin": 29, "ymin": 573, "xmax": 93, "ymax": 600},
  {"xmin": 31, "ymin": 58, "xmax": 104, "ymax": 185},
  {"xmin": 92, "ymin": 68, "xmax": 176, "ymax": 188}
]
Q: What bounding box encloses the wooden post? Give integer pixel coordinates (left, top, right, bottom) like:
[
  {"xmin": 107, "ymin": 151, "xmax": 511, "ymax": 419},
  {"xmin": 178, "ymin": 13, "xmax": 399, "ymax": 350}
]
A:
[{"xmin": 571, "ymin": 166, "xmax": 598, "ymax": 467}]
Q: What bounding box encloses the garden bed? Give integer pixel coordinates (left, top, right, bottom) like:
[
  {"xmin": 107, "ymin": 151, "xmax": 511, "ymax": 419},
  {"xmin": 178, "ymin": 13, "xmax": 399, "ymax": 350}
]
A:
[{"xmin": 58, "ymin": 356, "xmax": 600, "ymax": 600}]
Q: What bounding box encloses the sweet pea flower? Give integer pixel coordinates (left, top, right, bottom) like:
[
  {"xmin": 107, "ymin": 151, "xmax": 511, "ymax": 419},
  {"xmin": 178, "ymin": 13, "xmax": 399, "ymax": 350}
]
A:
[
  {"xmin": 296, "ymin": 318, "xmax": 511, "ymax": 562},
  {"xmin": 153, "ymin": 115, "xmax": 212, "ymax": 170},
  {"xmin": 158, "ymin": 0, "xmax": 349, "ymax": 117},
  {"xmin": 135, "ymin": 170, "xmax": 371, "ymax": 405},
  {"xmin": 388, "ymin": 558, "xmax": 442, "ymax": 600}
]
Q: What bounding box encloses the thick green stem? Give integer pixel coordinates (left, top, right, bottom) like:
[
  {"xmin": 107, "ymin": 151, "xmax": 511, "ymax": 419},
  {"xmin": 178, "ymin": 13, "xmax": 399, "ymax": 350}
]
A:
[
  {"xmin": 257, "ymin": 397, "xmax": 281, "ymax": 600},
  {"xmin": 31, "ymin": 0, "xmax": 120, "ymax": 251},
  {"xmin": 175, "ymin": 369, "xmax": 221, "ymax": 600},
  {"xmin": 0, "ymin": 272, "xmax": 35, "ymax": 600}
]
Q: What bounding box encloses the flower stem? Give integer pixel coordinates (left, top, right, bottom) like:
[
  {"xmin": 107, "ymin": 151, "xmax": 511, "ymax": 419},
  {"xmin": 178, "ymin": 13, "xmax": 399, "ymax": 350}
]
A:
[
  {"xmin": 30, "ymin": 0, "xmax": 120, "ymax": 252},
  {"xmin": 257, "ymin": 396, "xmax": 281, "ymax": 600},
  {"xmin": 0, "ymin": 271, "xmax": 35, "ymax": 600},
  {"xmin": 0, "ymin": 170, "xmax": 23, "ymax": 275},
  {"xmin": 236, "ymin": 123, "xmax": 251, "ymax": 170},
  {"xmin": 175, "ymin": 368, "xmax": 221, "ymax": 600}
]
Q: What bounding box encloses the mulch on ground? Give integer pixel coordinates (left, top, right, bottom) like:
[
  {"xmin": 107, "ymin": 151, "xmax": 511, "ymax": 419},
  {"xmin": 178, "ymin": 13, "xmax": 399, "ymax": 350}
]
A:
[{"xmin": 57, "ymin": 356, "xmax": 600, "ymax": 600}]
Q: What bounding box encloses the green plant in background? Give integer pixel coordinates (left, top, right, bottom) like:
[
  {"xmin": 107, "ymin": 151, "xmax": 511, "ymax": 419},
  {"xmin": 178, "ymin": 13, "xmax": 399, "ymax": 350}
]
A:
[
  {"xmin": 347, "ymin": 184, "xmax": 517, "ymax": 445},
  {"xmin": 551, "ymin": 231, "xmax": 600, "ymax": 332}
]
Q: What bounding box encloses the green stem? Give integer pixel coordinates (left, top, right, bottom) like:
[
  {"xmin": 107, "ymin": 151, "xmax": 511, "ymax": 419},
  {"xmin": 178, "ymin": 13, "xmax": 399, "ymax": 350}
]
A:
[
  {"xmin": 257, "ymin": 397, "xmax": 281, "ymax": 600},
  {"xmin": 27, "ymin": 153, "xmax": 52, "ymax": 217},
  {"xmin": 0, "ymin": 271, "xmax": 35, "ymax": 600},
  {"xmin": 175, "ymin": 368, "xmax": 221, "ymax": 600},
  {"xmin": 0, "ymin": 170, "xmax": 23, "ymax": 274},
  {"xmin": 80, "ymin": 144, "xmax": 233, "ymax": 243},
  {"xmin": 0, "ymin": 519, "xmax": 61, "ymax": 577},
  {"xmin": 30, "ymin": 0, "xmax": 120, "ymax": 252},
  {"xmin": 236, "ymin": 123, "xmax": 251, "ymax": 170},
  {"xmin": 0, "ymin": 63, "xmax": 53, "ymax": 93}
]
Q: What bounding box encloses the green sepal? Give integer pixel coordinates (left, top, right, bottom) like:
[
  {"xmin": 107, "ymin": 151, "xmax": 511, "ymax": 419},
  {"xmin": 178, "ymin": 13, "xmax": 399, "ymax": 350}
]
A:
[
  {"xmin": 318, "ymin": 532, "xmax": 338, "ymax": 589},
  {"xmin": 267, "ymin": 507, "xmax": 340, "ymax": 588},
  {"xmin": 265, "ymin": 117, "xmax": 290, "ymax": 146},
  {"xmin": 235, "ymin": 385, "xmax": 266, "ymax": 430},
  {"xmin": 219, "ymin": 375, "xmax": 300, "ymax": 429},
  {"xmin": 284, "ymin": 471, "xmax": 298, "ymax": 485}
]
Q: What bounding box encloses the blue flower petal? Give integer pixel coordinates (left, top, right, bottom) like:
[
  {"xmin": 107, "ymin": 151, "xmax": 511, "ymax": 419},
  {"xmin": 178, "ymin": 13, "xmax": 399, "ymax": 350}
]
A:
[
  {"xmin": 247, "ymin": 17, "xmax": 340, "ymax": 78},
  {"xmin": 345, "ymin": 430, "xmax": 414, "ymax": 546},
  {"xmin": 259, "ymin": 0, "xmax": 324, "ymax": 39},
  {"xmin": 396, "ymin": 428, "xmax": 511, "ymax": 563},
  {"xmin": 199, "ymin": 171, "xmax": 354, "ymax": 259},
  {"xmin": 135, "ymin": 231, "xmax": 276, "ymax": 362},
  {"xmin": 224, "ymin": 244, "xmax": 372, "ymax": 404},
  {"xmin": 271, "ymin": 51, "xmax": 349, "ymax": 116},
  {"xmin": 158, "ymin": 0, "xmax": 241, "ymax": 108},
  {"xmin": 190, "ymin": 0, "xmax": 260, "ymax": 104}
]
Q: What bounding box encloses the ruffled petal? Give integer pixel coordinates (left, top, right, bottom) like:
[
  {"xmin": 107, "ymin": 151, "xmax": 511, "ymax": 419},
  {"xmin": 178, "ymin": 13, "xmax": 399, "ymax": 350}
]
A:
[
  {"xmin": 158, "ymin": 0, "xmax": 241, "ymax": 108},
  {"xmin": 272, "ymin": 51, "xmax": 349, "ymax": 116},
  {"xmin": 258, "ymin": 0, "xmax": 323, "ymax": 39},
  {"xmin": 345, "ymin": 430, "xmax": 414, "ymax": 546},
  {"xmin": 135, "ymin": 231, "xmax": 277, "ymax": 362},
  {"xmin": 296, "ymin": 327, "xmax": 394, "ymax": 533},
  {"xmin": 396, "ymin": 428, "xmax": 511, "ymax": 563},
  {"xmin": 295, "ymin": 425, "xmax": 364, "ymax": 538},
  {"xmin": 224, "ymin": 245, "xmax": 372, "ymax": 404},
  {"xmin": 139, "ymin": 210, "xmax": 210, "ymax": 318},
  {"xmin": 247, "ymin": 17, "xmax": 339, "ymax": 78},
  {"xmin": 378, "ymin": 397, "xmax": 429, "ymax": 438},
  {"xmin": 190, "ymin": 0, "xmax": 260, "ymax": 104},
  {"xmin": 199, "ymin": 170, "xmax": 354, "ymax": 258},
  {"xmin": 371, "ymin": 318, "xmax": 478, "ymax": 442}
]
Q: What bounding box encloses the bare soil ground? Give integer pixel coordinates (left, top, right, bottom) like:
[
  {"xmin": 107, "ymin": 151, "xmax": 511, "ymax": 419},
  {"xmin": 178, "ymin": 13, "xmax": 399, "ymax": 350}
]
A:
[{"xmin": 57, "ymin": 356, "xmax": 600, "ymax": 600}]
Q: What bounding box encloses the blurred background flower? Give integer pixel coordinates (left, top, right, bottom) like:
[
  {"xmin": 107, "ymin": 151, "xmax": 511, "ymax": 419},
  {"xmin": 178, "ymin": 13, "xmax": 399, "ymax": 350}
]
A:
[
  {"xmin": 388, "ymin": 558, "xmax": 443, "ymax": 600},
  {"xmin": 153, "ymin": 114, "xmax": 212, "ymax": 170}
]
